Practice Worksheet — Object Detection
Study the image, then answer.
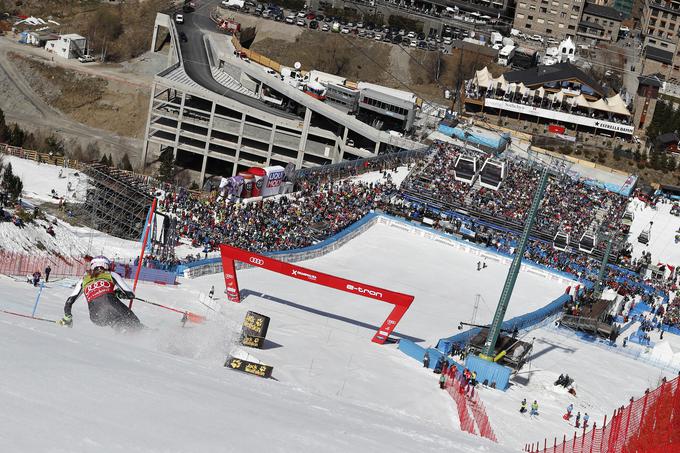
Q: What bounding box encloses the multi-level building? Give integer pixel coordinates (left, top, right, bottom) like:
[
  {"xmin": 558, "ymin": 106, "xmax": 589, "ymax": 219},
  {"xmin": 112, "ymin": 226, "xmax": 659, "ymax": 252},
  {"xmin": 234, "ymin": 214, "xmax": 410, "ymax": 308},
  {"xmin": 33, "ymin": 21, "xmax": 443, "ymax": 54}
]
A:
[
  {"xmin": 142, "ymin": 14, "xmax": 422, "ymax": 185},
  {"xmin": 513, "ymin": 0, "xmax": 584, "ymax": 39},
  {"xmin": 578, "ymin": 3, "xmax": 625, "ymax": 44},
  {"xmin": 640, "ymin": 0, "xmax": 680, "ymax": 78}
]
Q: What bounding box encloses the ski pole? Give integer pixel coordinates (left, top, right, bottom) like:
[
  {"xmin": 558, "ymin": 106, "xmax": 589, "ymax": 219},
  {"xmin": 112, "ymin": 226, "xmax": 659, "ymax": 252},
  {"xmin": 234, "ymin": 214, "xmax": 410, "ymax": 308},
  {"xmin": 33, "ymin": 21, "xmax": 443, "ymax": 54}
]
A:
[
  {"xmin": 0, "ymin": 309, "xmax": 57, "ymax": 323},
  {"xmin": 133, "ymin": 297, "xmax": 206, "ymax": 323},
  {"xmin": 31, "ymin": 282, "xmax": 45, "ymax": 317}
]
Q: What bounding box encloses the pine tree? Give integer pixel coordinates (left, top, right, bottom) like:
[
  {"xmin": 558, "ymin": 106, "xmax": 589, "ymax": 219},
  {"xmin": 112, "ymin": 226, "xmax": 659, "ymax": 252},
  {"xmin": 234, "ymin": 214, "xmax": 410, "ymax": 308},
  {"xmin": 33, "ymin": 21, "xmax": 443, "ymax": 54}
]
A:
[
  {"xmin": 119, "ymin": 152, "xmax": 133, "ymax": 171},
  {"xmin": 2, "ymin": 163, "xmax": 23, "ymax": 201},
  {"xmin": 0, "ymin": 108, "xmax": 7, "ymax": 143},
  {"xmin": 158, "ymin": 149, "xmax": 175, "ymax": 183}
]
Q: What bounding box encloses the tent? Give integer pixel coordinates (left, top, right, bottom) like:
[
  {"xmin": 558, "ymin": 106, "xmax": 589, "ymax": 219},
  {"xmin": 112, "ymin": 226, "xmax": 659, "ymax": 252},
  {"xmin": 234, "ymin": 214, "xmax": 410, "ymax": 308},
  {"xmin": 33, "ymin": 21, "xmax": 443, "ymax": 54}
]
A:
[{"xmin": 606, "ymin": 94, "xmax": 631, "ymax": 116}]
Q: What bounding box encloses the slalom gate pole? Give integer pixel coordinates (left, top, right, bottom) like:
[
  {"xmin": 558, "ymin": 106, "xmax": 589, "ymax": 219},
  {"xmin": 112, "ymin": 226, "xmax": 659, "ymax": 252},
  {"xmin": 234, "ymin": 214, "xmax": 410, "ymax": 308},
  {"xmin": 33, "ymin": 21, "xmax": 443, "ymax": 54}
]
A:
[
  {"xmin": 130, "ymin": 198, "xmax": 157, "ymax": 309},
  {"xmin": 1, "ymin": 308, "xmax": 57, "ymax": 323},
  {"xmin": 133, "ymin": 297, "xmax": 206, "ymax": 323},
  {"xmin": 31, "ymin": 282, "xmax": 45, "ymax": 317}
]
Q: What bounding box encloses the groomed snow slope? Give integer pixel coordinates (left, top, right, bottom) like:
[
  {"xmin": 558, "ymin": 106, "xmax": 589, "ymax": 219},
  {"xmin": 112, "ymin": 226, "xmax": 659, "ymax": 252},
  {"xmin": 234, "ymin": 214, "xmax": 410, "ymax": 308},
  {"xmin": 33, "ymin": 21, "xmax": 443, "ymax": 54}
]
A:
[
  {"xmin": 627, "ymin": 198, "xmax": 680, "ymax": 265},
  {"xmin": 1, "ymin": 219, "xmax": 575, "ymax": 452}
]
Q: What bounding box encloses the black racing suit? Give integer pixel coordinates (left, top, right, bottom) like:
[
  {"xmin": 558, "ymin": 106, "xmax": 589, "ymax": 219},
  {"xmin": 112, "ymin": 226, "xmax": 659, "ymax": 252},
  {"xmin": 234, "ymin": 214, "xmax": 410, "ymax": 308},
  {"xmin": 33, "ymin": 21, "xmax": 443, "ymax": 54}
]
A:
[{"xmin": 65, "ymin": 271, "xmax": 142, "ymax": 330}]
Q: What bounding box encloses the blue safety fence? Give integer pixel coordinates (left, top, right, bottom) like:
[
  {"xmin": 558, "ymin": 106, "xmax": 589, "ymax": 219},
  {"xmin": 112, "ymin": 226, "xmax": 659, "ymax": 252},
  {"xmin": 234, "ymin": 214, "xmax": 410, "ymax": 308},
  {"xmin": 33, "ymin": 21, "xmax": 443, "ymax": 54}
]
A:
[
  {"xmin": 436, "ymin": 293, "xmax": 574, "ymax": 355},
  {"xmin": 175, "ymin": 212, "xmax": 381, "ymax": 276},
  {"xmin": 111, "ymin": 264, "xmax": 176, "ymax": 285}
]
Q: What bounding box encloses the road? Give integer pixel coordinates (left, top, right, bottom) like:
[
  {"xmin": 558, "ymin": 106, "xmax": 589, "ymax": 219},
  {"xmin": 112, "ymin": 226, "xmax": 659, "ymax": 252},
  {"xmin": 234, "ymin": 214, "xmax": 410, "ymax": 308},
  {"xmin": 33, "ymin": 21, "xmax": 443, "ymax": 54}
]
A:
[
  {"xmin": 0, "ymin": 45, "xmax": 143, "ymax": 160},
  {"xmin": 177, "ymin": 1, "xmax": 300, "ymax": 119}
]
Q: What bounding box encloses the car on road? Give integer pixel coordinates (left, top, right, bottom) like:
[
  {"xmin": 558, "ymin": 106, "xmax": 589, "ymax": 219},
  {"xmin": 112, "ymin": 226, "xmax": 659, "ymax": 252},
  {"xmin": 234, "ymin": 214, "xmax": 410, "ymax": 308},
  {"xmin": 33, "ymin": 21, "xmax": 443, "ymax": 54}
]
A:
[
  {"xmin": 175, "ymin": 13, "xmax": 184, "ymax": 23},
  {"xmin": 78, "ymin": 54, "xmax": 96, "ymax": 63},
  {"xmin": 179, "ymin": 31, "xmax": 188, "ymax": 42}
]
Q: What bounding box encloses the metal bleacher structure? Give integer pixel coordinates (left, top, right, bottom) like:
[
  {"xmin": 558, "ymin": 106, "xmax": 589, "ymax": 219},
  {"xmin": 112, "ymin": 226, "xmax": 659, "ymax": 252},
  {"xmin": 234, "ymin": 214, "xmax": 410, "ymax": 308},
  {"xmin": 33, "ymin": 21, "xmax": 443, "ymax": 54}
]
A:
[{"xmin": 74, "ymin": 163, "xmax": 154, "ymax": 240}]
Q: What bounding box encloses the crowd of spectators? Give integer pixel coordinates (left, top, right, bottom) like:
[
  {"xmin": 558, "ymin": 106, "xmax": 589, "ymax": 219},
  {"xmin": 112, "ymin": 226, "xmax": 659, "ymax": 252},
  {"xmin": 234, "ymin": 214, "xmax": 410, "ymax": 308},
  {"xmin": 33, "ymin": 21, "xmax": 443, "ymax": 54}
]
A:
[
  {"xmin": 401, "ymin": 141, "xmax": 629, "ymax": 242},
  {"xmin": 155, "ymin": 155, "xmax": 418, "ymax": 261}
]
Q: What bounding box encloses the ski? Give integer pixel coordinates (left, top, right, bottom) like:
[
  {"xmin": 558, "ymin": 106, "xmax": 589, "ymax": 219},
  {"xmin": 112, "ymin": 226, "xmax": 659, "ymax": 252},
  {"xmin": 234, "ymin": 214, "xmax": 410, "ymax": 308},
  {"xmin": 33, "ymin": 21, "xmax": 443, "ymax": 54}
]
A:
[{"xmin": 0, "ymin": 309, "xmax": 58, "ymax": 324}]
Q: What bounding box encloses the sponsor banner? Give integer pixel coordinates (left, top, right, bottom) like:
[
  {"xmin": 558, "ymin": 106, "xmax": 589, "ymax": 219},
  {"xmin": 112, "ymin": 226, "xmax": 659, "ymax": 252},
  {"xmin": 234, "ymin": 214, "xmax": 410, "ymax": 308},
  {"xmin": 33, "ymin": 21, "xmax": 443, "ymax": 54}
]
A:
[
  {"xmin": 484, "ymin": 98, "xmax": 634, "ymax": 135},
  {"xmin": 242, "ymin": 311, "xmax": 270, "ymax": 339},
  {"xmin": 240, "ymin": 335, "xmax": 265, "ymax": 349},
  {"xmin": 262, "ymin": 165, "xmax": 286, "ymax": 197},
  {"xmin": 220, "ymin": 243, "xmax": 415, "ymax": 344},
  {"xmin": 221, "ymin": 255, "xmax": 240, "ymax": 303},
  {"xmin": 548, "ymin": 124, "xmax": 566, "ymax": 134},
  {"xmin": 224, "ymin": 356, "xmax": 273, "ymax": 378}
]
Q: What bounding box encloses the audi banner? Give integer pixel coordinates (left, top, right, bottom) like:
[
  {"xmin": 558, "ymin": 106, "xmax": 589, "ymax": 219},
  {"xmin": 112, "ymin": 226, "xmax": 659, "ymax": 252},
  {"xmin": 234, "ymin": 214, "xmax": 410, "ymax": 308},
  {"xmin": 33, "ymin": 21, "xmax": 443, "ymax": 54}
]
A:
[
  {"xmin": 219, "ymin": 244, "xmax": 415, "ymax": 344},
  {"xmin": 222, "ymin": 256, "xmax": 240, "ymax": 303}
]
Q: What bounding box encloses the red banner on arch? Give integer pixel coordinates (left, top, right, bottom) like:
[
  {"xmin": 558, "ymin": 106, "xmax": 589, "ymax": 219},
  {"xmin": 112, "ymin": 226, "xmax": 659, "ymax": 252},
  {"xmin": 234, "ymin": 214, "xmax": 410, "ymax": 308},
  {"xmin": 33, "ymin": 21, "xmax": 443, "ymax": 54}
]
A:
[{"xmin": 219, "ymin": 244, "xmax": 415, "ymax": 344}]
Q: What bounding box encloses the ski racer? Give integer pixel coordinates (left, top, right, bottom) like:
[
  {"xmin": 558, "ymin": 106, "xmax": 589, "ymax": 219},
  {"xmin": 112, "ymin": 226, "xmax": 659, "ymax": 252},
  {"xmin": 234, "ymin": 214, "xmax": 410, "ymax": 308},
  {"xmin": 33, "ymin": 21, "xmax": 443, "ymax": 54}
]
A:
[{"xmin": 57, "ymin": 256, "xmax": 142, "ymax": 330}]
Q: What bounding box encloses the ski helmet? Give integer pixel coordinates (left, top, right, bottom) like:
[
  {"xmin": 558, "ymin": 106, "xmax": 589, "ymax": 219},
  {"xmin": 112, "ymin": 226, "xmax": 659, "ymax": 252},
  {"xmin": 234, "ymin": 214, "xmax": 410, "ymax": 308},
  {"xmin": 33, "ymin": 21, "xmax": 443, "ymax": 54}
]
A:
[{"xmin": 90, "ymin": 256, "xmax": 111, "ymax": 271}]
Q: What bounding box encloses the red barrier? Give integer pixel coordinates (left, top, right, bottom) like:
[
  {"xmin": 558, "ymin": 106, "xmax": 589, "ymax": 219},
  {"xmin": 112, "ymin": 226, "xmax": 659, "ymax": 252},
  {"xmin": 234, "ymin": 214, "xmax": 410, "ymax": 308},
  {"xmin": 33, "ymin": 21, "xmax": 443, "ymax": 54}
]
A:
[
  {"xmin": 444, "ymin": 367, "xmax": 498, "ymax": 442},
  {"xmin": 0, "ymin": 251, "xmax": 87, "ymax": 278},
  {"xmin": 525, "ymin": 374, "xmax": 680, "ymax": 453},
  {"xmin": 219, "ymin": 244, "xmax": 415, "ymax": 344}
]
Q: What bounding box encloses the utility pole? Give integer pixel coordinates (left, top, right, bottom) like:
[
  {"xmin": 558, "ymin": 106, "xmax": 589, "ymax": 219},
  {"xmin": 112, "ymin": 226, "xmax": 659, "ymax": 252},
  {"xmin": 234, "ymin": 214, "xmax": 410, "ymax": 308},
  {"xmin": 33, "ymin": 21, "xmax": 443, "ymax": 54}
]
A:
[{"xmin": 481, "ymin": 167, "xmax": 549, "ymax": 360}]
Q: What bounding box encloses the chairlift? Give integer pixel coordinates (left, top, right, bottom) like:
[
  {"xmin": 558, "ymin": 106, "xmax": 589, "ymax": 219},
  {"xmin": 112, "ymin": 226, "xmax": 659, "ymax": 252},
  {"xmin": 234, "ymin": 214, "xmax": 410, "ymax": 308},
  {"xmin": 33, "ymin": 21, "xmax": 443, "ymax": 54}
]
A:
[
  {"xmin": 578, "ymin": 232, "xmax": 596, "ymax": 253},
  {"xmin": 479, "ymin": 158, "xmax": 506, "ymax": 190},
  {"xmin": 553, "ymin": 231, "xmax": 570, "ymax": 251},
  {"xmin": 454, "ymin": 155, "xmax": 478, "ymax": 184}
]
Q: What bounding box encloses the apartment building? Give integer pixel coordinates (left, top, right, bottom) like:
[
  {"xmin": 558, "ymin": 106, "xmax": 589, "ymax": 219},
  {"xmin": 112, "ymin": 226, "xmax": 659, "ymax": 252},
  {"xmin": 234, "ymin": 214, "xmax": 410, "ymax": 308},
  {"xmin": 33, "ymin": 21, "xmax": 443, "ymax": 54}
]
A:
[
  {"xmin": 641, "ymin": 0, "xmax": 680, "ymax": 78},
  {"xmin": 514, "ymin": 0, "xmax": 584, "ymax": 39}
]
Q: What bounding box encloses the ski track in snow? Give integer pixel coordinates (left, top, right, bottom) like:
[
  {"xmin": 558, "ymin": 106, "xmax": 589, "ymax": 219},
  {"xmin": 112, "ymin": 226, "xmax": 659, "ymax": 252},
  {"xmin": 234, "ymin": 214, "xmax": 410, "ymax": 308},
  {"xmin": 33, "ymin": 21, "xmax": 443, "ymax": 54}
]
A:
[{"xmin": 0, "ymin": 156, "xmax": 676, "ymax": 451}]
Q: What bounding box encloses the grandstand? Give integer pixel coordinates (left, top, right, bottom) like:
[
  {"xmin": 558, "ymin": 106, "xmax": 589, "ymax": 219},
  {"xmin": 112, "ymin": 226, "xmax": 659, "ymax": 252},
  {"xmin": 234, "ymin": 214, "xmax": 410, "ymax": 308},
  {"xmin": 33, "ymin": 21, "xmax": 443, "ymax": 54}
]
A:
[{"xmin": 75, "ymin": 163, "xmax": 155, "ymax": 240}]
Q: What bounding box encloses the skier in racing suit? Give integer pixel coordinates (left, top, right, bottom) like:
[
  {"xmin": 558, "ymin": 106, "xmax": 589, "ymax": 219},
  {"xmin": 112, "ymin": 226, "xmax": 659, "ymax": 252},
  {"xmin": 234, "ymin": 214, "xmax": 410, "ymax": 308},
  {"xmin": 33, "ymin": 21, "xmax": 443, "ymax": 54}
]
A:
[{"xmin": 57, "ymin": 256, "xmax": 142, "ymax": 330}]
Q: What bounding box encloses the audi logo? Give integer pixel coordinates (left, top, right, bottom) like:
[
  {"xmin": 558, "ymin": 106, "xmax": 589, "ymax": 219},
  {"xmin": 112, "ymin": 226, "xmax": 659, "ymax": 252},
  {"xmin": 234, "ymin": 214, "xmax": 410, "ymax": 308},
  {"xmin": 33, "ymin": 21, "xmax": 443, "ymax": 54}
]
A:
[{"xmin": 249, "ymin": 257, "xmax": 264, "ymax": 266}]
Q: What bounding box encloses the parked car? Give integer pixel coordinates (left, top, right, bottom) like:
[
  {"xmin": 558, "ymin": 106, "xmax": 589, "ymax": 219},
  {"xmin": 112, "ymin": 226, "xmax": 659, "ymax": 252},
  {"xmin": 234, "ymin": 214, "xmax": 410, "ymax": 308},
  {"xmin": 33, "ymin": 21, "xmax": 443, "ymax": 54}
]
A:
[
  {"xmin": 316, "ymin": 14, "xmax": 325, "ymax": 21},
  {"xmin": 321, "ymin": 23, "xmax": 330, "ymax": 31},
  {"xmin": 341, "ymin": 26, "xmax": 350, "ymax": 34},
  {"xmin": 530, "ymin": 34, "xmax": 543, "ymax": 42},
  {"xmin": 306, "ymin": 12, "xmax": 316, "ymax": 20},
  {"xmin": 374, "ymin": 33, "xmax": 382, "ymax": 41},
  {"xmin": 410, "ymin": 40, "xmax": 417, "ymax": 47},
  {"xmin": 175, "ymin": 13, "xmax": 184, "ymax": 23},
  {"xmin": 285, "ymin": 15, "xmax": 295, "ymax": 24},
  {"xmin": 296, "ymin": 18, "xmax": 306, "ymax": 26},
  {"xmin": 407, "ymin": 31, "xmax": 416, "ymax": 39},
  {"xmin": 309, "ymin": 20, "xmax": 318, "ymax": 29}
]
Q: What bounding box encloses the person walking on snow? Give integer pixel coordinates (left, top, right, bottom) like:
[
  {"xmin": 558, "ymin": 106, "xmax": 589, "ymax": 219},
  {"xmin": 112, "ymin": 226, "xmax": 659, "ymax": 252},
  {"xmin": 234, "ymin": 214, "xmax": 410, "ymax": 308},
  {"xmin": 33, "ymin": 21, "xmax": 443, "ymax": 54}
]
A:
[
  {"xmin": 423, "ymin": 350, "xmax": 430, "ymax": 368},
  {"xmin": 564, "ymin": 403, "xmax": 573, "ymax": 420},
  {"xmin": 583, "ymin": 413, "xmax": 589, "ymax": 429},
  {"xmin": 439, "ymin": 373, "xmax": 446, "ymax": 389},
  {"xmin": 530, "ymin": 400, "xmax": 539, "ymax": 417},
  {"xmin": 208, "ymin": 285, "xmax": 215, "ymax": 299},
  {"xmin": 57, "ymin": 256, "xmax": 141, "ymax": 330},
  {"xmin": 44, "ymin": 265, "xmax": 51, "ymax": 283},
  {"xmin": 575, "ymin": 412, "xmax": 581, "ymax": 428}
]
